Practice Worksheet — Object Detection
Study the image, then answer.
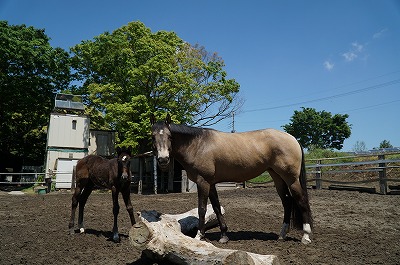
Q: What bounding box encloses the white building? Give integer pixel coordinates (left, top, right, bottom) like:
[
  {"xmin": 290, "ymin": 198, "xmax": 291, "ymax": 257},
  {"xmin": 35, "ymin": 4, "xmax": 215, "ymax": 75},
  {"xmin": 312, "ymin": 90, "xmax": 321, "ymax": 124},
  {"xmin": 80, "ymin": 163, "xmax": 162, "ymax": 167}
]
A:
[
  {"xmin": 45, "ymin": 94, "xmax": 89, "ymax": 189},
  {"xmin": 45, "ymin": 113, "xmax": 89, "ymax": 189}
]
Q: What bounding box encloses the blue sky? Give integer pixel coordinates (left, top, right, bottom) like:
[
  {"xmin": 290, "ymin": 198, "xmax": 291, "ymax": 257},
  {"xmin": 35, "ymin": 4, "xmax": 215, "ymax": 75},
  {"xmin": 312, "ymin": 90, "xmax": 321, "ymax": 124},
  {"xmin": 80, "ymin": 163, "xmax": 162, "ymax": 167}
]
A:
[{"xmin": 1, "ymin": 0, "xmax": 399, "ymax": 151}]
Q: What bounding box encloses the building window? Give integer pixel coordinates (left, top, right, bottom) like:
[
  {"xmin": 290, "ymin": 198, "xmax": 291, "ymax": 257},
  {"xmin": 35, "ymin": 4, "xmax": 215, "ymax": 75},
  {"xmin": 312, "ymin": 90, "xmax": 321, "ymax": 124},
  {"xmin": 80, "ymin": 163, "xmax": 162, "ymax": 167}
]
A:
[{"xmin": 72, "ymin": 120, "xmax": 77, "ymax": 130}]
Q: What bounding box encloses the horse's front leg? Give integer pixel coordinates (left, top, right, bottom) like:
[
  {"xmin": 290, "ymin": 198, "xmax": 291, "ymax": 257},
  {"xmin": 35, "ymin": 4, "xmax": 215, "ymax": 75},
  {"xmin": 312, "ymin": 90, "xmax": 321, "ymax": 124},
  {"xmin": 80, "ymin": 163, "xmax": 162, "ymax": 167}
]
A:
[
  {"xmin": 121, "ymin": 186, "xmax": 136, "ymax": 226},
  {"xmin": 77, "ymin": 184, "xmax": 93, "ymax": 234},
  {"xmin": 209, "ymin": 184, "xmax": 229, "ymax": 243},
  {"xmin": 111, "ymin": 186, "xmax": 120, "ymax": 242},
  {"xmin": 195, "ymin": 178, "xmax": 210, "ymax": 241}
]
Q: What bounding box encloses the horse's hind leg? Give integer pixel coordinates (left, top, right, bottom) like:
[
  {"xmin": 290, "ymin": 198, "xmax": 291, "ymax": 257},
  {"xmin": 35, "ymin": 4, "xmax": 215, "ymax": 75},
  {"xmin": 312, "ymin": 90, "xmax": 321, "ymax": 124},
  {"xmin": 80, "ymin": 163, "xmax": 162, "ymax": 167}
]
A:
[
  {"xmin": 77, "ymin": 182, "xmax": 93, "ymax": 234},
  {"xmin": 289, "ymin": 180, "xmax": 313, "ymax": 244},
  {"xmin": 209, "ymin": 184, "xmax": 229, "ymax": 243},
  {"xmin": 69, "ymin": 186, "xmax": 82, "ymax": 234},
  {"xmin": 268, "ymin": 170, "xmax": 292, "ymax": 240}
]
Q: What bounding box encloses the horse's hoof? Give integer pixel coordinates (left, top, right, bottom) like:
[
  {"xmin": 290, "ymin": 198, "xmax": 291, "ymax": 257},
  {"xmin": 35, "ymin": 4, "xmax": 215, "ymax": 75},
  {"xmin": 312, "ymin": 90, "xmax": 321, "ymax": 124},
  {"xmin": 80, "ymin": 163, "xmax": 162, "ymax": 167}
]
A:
[
  {"xmin": 278, "ymin": 236, "xmax": 286, "ymax": 241},
  {"xmin": 195, "ymin": 231, "xmax": 205, "ymax": 241},
  {"xmin": 301, "ymin": 234, "xmax": 311, "ymax": 244},
  {"xmin": 79, "ymin": 228, "xmax": 85, "ymax": 234},
  {"xmin": 113, "ymin": 234, "xmax": 120, "ymax": 243},
  {"xmin": 219, "ymin": 235, "xmax": 229, "ymax": 244}
]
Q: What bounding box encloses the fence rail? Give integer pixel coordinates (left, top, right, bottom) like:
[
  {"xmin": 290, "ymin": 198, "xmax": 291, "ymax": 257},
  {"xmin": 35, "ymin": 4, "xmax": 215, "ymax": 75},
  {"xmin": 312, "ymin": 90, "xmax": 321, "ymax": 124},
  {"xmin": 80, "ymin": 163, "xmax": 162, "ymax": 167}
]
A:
[
  {"xmin": 0, "ymin": 172, "xmax": 70, "ymax": 193},
  {"xmin": 305, "ymin": 152, "xmax": 400, "ymax": 194},
  {"xmin": 2, "ymin": 152, "xmax": 400, "ymax": 195}
]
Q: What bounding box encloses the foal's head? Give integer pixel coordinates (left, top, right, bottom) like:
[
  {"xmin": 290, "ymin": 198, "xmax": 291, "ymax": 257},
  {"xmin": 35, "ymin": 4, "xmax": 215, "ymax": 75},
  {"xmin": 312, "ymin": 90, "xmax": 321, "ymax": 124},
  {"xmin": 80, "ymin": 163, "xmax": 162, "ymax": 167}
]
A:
[
  {"xmin": 150, "ymin": 114, "xmax": 172, "ymax": 171},
  {"xmin": 116, "ymin": 146, "xmax": 132, "ymax": 181}
]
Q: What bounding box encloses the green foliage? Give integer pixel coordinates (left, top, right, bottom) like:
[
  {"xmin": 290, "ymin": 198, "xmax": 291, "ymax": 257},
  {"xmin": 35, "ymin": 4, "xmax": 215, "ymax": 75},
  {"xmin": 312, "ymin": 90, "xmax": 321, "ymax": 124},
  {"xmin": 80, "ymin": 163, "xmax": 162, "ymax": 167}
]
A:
[
  {"xmin": 282, "ymin": 107, "xmax": 351, "ymax": 150},
  {"xmin": 379, "ymin": 140, "xmax": 393, "ymax": 149},
  {"xmin": 70, "ymin": 21, "xmax": 240, "ymax": 152},
  {"xmin": 305, "ymin": 148, "xmax": 346, "ymax": 160},
  {"xmin": 0, "ymin": 21, "xmax": 71, "ymax": 165}
]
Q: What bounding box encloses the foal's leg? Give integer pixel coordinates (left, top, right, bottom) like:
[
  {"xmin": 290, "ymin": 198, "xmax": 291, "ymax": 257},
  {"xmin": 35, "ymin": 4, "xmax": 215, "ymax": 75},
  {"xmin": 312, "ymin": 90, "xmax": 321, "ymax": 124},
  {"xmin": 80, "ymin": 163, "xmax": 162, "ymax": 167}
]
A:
[
  {"xmin": 195, "ymin": 177, "xmax": 210, "ymax": 241},
  {"xmin": 77, "ymin": 183, "xmax": 93, "ymax": 233},
  {"xmin": 121, "ymin": 186, "xmax": 136, "ymax": 226},
  {"xmin": 268, "ymin": 170, "xmax": 292, "ymax": 240},
  {"xmin": 69, "ymin": 186, "xmax": 82, "ymax": 234},
  {"xmin": 289, "ymin": 180, "xmax": 313, "ymax": 244},
  {"xmin": 209, "ymin": 184, "xmax": 229, "ymax": 243},
  {"xmin": 111, "ymin": 186, "xmax": 121, "ymax": 242}
]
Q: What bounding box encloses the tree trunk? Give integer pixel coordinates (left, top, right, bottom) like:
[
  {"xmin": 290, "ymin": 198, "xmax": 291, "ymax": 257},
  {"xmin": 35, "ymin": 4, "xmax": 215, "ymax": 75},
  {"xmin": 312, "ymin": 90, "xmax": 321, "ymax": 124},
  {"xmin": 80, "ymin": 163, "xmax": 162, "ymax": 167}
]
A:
[{"xmin": 129, "ymin": 204, "xmax": 280, "ymax": 265}]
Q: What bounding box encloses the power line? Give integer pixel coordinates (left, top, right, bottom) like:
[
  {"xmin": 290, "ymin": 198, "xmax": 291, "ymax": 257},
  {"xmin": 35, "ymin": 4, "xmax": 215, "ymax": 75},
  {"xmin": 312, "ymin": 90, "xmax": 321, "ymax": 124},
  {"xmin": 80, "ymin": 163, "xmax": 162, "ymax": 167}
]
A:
[
  {"xmin": 250, "ymin": 70, "xmax": 400, "ymax": 108},
  {"xmin": 243, "ymin": 79, "xmax": 400, "ymax": 113},
  {"xmin": 338, "ymin": 99, "xmax": 400, "ymax": 114}
]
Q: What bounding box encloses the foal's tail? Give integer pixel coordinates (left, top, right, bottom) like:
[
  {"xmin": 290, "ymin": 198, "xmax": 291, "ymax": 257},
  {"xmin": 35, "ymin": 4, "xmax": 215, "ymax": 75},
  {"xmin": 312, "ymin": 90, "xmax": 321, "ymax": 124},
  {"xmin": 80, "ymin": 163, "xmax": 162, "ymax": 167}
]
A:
[{"xmin": 292, "ymin": 146, "xmax": 313, "ymax": 230}]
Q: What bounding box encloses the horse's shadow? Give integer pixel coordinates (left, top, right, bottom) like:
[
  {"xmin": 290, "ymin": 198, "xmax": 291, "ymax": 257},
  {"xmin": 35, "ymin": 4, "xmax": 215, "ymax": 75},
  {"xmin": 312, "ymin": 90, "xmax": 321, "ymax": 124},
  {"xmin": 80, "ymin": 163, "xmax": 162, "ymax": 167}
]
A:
[
  {"xmin": 73, "ymin": 228, "xmax": 129, "ymax": 242},
  {"xmin": 205, "ymin": 230, "xmax": 300, "ymax": 243}
]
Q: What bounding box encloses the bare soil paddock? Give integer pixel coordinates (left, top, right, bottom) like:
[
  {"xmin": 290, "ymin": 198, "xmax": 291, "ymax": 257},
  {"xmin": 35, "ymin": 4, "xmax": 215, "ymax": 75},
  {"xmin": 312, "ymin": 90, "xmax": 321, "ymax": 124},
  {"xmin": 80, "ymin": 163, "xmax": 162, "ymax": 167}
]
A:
[{"xmin": 1, "ymin": 186, "xmax": 399, "ymax": 264}]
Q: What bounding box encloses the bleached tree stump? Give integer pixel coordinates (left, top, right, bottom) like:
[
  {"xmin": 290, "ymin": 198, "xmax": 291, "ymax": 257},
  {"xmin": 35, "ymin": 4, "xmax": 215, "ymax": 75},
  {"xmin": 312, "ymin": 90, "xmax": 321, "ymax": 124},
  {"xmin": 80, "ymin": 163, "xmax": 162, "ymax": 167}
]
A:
[{"xmin": 129, "ymin": 204, "xmax": 280, "ymax": 265}]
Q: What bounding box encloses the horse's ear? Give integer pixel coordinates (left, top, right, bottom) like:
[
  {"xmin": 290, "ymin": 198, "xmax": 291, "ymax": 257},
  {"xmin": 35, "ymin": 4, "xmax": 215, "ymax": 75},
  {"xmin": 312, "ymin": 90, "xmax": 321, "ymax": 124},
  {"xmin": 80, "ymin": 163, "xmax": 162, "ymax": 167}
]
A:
[
  {"xmin": 116, "ymin": 146, "xmax": 121, "ymax": 154},
  {"xmin": 165, "ymin": 113, "xmax": 171, "ymax": 125},
  {"xmin": 127, "ymin": 146, "xmax": 132, "ymax": 155},
  {"xmin": 150, "ymin": 114, "xmax": 156, "ymax": 125}
]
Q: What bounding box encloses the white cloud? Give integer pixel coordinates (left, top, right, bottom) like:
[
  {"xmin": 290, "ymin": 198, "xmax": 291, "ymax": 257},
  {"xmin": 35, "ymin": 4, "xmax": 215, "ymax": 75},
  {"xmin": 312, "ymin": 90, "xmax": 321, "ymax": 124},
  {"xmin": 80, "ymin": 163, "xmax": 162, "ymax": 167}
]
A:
[
  {"xmin": 373, "ymin": 28, "xmax": 388, "ymax": 39},
  {"xmin": 342, "ymin": 41, "xmax": 365, "ymax": 62},
  {"xmin": 352, "ymin": 42, "xmax": 363, "ymax": 52},
  {"xmin": 343, "ymin": 52, "xmax": 357, "ymax": 62},
  {"xmin": 323, "ymin": 60, "xmax": 334, "ymax": 71}
]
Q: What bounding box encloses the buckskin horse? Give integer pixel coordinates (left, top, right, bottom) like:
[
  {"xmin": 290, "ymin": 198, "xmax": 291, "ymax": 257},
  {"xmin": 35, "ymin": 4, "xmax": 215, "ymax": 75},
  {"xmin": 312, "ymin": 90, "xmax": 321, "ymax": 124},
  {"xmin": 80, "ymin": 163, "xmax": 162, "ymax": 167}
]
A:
[
  {"xmin": 151, "ymin": 114, "xmax": 313, "ymax": 244},
  {"xmin": 68, "ymin": 147, "xmax": 136, "ymax": 242}
]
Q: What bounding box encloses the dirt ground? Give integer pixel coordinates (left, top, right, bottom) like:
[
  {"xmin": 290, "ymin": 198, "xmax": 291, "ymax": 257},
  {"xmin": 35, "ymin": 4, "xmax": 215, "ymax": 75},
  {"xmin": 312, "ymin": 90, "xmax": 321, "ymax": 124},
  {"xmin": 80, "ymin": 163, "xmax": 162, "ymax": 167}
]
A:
[{"xmin": 1, "ymin": 186, "xmax": 399, "ymax": 265}]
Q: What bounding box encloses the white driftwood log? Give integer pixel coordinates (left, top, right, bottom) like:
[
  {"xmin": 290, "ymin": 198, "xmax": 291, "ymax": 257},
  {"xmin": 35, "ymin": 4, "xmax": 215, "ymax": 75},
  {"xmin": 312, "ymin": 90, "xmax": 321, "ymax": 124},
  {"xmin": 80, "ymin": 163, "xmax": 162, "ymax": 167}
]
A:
[{"xmin": 129, "ymin": 204, "xmax": 280, "ymax": 265}]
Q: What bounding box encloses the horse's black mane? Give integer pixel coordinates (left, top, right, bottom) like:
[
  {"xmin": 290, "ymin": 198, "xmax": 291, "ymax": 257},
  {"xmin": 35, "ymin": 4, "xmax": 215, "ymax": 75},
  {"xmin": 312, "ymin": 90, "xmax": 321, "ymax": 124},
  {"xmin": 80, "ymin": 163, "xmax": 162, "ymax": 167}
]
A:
[
  {"xmin": 170, "ymin": 123, "xmax": 212, "ymax": 136},
  {"xmin": 153, "ymin": 121, "xmax": 214, "ymax": 137}
]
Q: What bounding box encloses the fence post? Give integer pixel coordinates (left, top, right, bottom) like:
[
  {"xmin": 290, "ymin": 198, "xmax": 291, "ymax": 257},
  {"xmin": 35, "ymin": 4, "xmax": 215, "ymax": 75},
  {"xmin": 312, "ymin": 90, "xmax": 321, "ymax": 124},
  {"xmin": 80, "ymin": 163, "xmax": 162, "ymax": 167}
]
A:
[
  {"xmin": 378, "ymin": 154, "xmax": 387, "ymax": 195},
  {"xmin": 181, "ymin": 170, "xmax": 188, "ymax": 193},
  {"xmin": 168, "ymin": 159, "xmax": 174, "ymax": 192},
  {"xmin": 45, "ymin": 177, "xmax": 52, "ymax": 193},
  {"xmin": 138, "ymin": 157, "xmax": 143, "ymax": 195},
  {"xmin": 315, "ymin": 160, "xmax": 322, "ymax": 190},
  {"xmin": 153, "ymin": 155, "xmax": 158, "ymax": 195}
]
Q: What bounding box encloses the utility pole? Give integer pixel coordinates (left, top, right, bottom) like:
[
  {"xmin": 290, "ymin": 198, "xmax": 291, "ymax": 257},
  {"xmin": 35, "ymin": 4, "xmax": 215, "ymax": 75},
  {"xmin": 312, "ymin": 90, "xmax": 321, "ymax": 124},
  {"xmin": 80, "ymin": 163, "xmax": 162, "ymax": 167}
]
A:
[{"xmin": 231, "ymin": 112, "xmax": 236, "ymax": 133}]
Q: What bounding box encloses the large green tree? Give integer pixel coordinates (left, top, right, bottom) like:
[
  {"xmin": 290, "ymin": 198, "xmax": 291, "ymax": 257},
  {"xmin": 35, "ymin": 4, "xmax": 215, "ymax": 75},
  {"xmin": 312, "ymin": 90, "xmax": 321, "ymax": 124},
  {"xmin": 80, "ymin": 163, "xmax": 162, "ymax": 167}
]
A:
[
  {"xmin": 0, "ymin": 21, "xmax": 71, "ymax": 167},
  {"xmin": 71, "ymin": 21, "xmax": 240, "ymax": 151},
  {"xmin": 282, "ymin": 107, "xmax": 351, "ymax": 150}
]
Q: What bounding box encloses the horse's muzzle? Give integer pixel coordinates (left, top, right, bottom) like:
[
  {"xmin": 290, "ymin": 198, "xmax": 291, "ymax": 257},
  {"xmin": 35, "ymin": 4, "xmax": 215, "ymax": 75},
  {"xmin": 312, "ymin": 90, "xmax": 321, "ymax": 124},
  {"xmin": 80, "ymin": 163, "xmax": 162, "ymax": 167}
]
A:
[
  {"xmin": 157, "ymin": 157, "xmax": 170, "ymax": 171},
  {"xmin": 121, "ymin": 172, "xmax": 129, "ymax": 181}
]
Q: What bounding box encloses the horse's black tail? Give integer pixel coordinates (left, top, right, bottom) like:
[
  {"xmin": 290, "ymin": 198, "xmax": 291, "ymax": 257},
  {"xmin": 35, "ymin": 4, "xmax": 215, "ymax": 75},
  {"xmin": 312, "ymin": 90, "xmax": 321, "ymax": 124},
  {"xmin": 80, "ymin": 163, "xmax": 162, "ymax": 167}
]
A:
[{"xmin": 291, "ymin": 147, "xmax": 313, "ymax": 230}]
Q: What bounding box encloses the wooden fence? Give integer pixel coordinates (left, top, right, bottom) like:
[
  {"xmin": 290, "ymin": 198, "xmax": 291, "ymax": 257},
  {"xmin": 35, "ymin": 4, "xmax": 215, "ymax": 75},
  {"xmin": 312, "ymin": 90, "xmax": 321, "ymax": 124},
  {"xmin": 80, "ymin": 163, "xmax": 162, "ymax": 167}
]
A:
[{"xmin": 305, "ymin": 152, "xmax": 400, "ymax": 194}]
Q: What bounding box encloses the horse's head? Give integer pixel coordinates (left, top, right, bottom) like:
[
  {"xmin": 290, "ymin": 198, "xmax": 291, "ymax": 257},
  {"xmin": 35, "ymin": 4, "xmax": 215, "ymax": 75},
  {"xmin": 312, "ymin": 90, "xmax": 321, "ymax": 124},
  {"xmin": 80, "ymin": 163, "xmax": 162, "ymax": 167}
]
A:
[
  {"xmin": 116, "ymin": 146, "xmax": 132, "ymax": 181},
  {"xmin": 150, "ymin": 114, "xmax": 172, "ymax": 171}
]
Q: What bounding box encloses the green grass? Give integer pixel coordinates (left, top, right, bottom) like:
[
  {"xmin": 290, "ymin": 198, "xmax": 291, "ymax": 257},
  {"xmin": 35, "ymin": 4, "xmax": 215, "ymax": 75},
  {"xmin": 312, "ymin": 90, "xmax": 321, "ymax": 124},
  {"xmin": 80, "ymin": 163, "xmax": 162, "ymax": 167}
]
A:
[
  {"xmin": 247, "ymin": 172, "xmax": 272, "ymax": 184},
  {"xmin": 305, "ymin": 148, "xmax": 347, "ymax": 160}
]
